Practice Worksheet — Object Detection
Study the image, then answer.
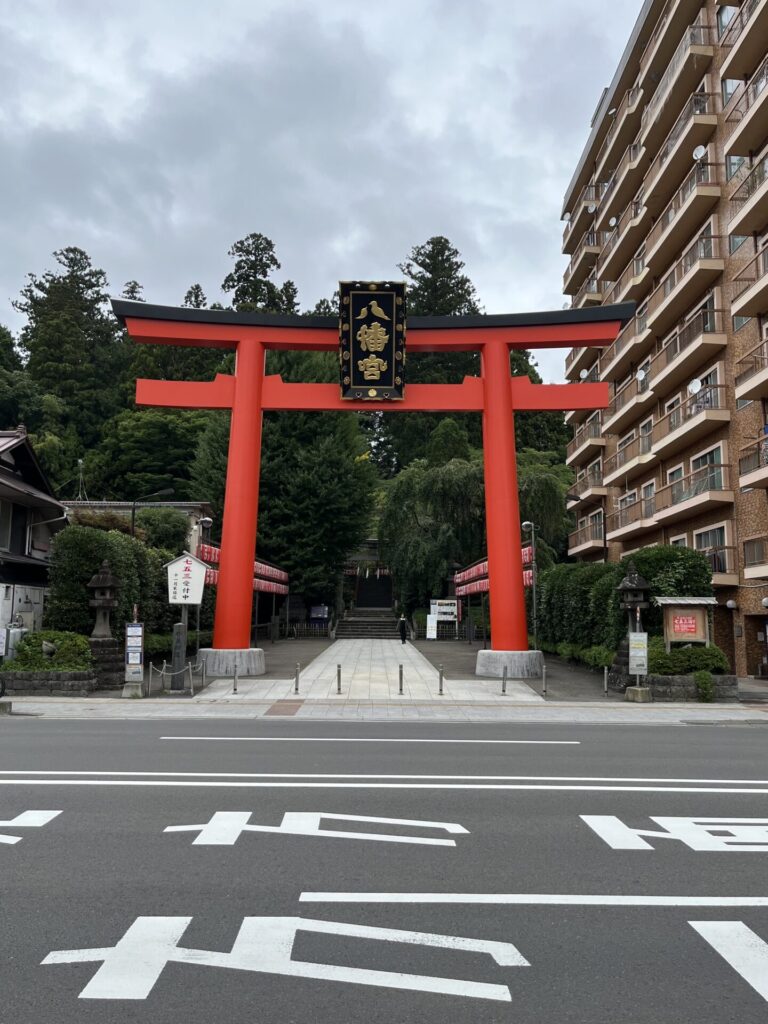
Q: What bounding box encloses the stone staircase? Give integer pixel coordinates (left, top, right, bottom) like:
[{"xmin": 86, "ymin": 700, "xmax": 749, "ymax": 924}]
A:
[{"xmin": 335, "ymin": 607, "xmax": 400, "ymax": 639}]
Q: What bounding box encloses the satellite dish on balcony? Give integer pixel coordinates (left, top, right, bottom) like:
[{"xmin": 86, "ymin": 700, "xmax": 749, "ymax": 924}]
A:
[
  {"xmin": 609, "ymin": 216, "xmax": 618, "ymax": 228},
  {"xmin": 587, "ymin": 204, "xmax": 597, "ymax": 214},
  {"xmin": 688, "ymin": 378, "xmax": 702, "ymax": 395},
  {"xmin": 636, "ymin": 368, "xmax": 647, "ymax": 381},
  {"xmin": 692, "ymin": 145, "xmax": 707, "ymax": 162},
  {"xmin": 607, "ymin": 108, "xmax": 618, "ymax": 117},
  {"xmin": 564, "ymin": 212, "xmax": 571, "ymax": 222},
  {"xmin": 579, "ymin": 369, "xmax": 589, "ymax": 380}
]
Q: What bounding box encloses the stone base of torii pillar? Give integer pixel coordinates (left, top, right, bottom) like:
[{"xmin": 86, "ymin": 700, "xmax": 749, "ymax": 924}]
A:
[
  {"xmin": 200, "ymin": 648, "xmax": 266, "ymax": 679},
  {"xmin": 476, "ymin": 649, "xmax": 544, "ymax": 679}
]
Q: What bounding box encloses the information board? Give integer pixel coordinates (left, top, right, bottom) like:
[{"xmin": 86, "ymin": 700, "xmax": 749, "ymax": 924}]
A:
[
  {"xmin": 124, "ymin": 623, "xmax": 144, "ymax": 683},
  {"xmin": 426, "ymin": 615, "xmax": 438, "ymax": 639},
  {"xmin": 628, "ymin": 631, "xmax": 648, "ymax": 675}
]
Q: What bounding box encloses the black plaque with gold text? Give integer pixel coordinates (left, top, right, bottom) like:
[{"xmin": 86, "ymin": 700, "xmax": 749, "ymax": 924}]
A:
[{"xmin": 339, "ymin": 281, "xmax": 406, "ymax": 400}]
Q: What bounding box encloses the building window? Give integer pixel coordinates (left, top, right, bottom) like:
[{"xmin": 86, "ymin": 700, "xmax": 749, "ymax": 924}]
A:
[
  {"xmin": 0, "ymin": 502, "xmax": 11, "ymax": 551},
  {"xmin": 670, "ymin": 535, "xmax": 687, "ymax": 548},
  {"xmin": 744, "ymin": 538, "xmax": 766, "ymax": 568},
  {"xmin": 721, "ymin": 79, "xmax": 740, "ymax": 106},
  {"xmin": 716, "ymin": 5, "xmax": 737, "ymax": 37},
  {"xmin": 726, "ymin": 155, "xmax": 745, "ymax": 182},
  {"xmin": 733, "ymin": 315, "xmax": 752, "ymax": 332},
  {"xmin": 729, "ymin": 234, "xmax": 749, "ymax": 254},
  {"xmin": 695, "ymin": 526, "xmax": 727, "ymax": 573},
  {"xmin": 737, "ymin": 398, "xmax": 753, "ymax": 410},
  {"xmin": 642, "ymin": 481, "xmax": 655, "ymax": 517},
  {"xmin": 691, "ymin": 446, "xmax": 723, "ymax": 489}
]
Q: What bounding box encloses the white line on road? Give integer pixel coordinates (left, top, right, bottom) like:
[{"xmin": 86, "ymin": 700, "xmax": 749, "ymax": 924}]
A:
[
  {"xmin": 690, "ymin": 921, "xmax": 768, "ymax": 1003},
  {"xmin": 300, "ymin": 893, "xmax": 768, "ymax": 906},
  {"xmin": 5, "ymin": 780, "xmax": 768, "ymax": 792},
  {"xmin": 4, "ymin": 770, "xmax": 768, "ymax": 784},
  {"xmin": 160, "ymin": 736, "xmax": 581, "ymax": 745}
]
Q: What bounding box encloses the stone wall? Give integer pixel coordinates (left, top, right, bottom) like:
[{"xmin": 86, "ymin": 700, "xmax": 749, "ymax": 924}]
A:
[
  {"xmin": 609, "ymin": 669, "xmax": 738, "ymax": 702},
  {"xmin": 1, "ymin": 671, "xmax": 98, "ymax": 696}
]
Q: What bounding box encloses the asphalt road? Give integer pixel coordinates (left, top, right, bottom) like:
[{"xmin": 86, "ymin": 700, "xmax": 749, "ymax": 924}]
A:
[{"xmin": 2, "ymin": 716, "xmax": 768, "ymax": 1022}]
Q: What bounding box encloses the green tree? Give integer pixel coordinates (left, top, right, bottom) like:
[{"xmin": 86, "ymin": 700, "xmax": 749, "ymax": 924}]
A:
[
  {"xmin": 121, "ymin": 280, "xmax": 144, "ymax": 300},
  {"xmin": 0, "ymin": 325, "xmax": 21, "ymax": 371},
  {"xmin": 183, "ymin": 284, "xmax": 207, "ymax": 308},
  {"xmin": 135, "ymin": 507, "xmax": 189, "ymax": 553},
  {"xmin": 221, "ymin": 232, "xmax": 299, "ymax": 313},
  {"xmin": 189, "ymin": 411, "xmax": 231, "ymax": 525},
  {"xmin": 425, "ymin": 418, "xmax": 471, "ymax": 466}
]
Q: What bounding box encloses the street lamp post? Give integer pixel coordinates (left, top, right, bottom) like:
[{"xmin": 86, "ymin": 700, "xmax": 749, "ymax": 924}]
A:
[
  {"xmin": 130, "ymin": 488, "xmax": 174, "ymax": 537},
  {"xmin": 522, "ymin": 521, "xmax": 537, "ymax": 651}
]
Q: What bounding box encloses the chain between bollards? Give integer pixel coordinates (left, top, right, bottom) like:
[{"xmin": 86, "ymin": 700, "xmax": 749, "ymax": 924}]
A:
[
  {"xmin": 542, "ymin": 664, "xmax": 547, "ymax": 697},
  {"xmin": 336, "ymin": 664, "xmax": 341, "ymax": 695},
  {"xmin": 295, "ymin": 662, "xmax": 300, "ymax": 695},
  {"xmin": 398, "ymin": 664, "xmax": 403, "ymax": 695},
  {"xmin": 438, "ymin": 664, "xmax": 444, "ymax": 696},
  {"xmin": 502, "ymin": 665, "xmax": 507, "ymax": 695},
  {"xmin": 603, "ymin": 665, "xmax": 608, "ymax": 697}
]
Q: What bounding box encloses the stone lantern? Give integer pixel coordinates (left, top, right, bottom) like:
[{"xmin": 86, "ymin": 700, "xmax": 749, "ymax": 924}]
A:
[
  {"xmin": 616, "ymin": 560, "xmax": 650, "ymax": 632},
  {"xmin": 87, "ymin": 561, "xmax": 120, "ymax": 639}
]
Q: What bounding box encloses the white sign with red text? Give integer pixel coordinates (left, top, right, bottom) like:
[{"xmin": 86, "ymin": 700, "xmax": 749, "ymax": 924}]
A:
[{"xmin": 165, "ymin": 552, "xmax": 207, "ymax": 605}]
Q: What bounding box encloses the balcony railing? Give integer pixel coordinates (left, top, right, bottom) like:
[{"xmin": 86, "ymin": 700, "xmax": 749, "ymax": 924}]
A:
[
  {"xmin": 698, "ymin": 545, "xmax": 737, "ymax": 575},
  {"xmin": 601, "ymin": 142, "xmax": 644, "ymax": 208},
  {"xmin": 603, "ymin": 432, "xmax": 653, "ymax": 478},
  {"xmin": 651, "ymin": 384, "xmax": 727, "ymax": 444},
  {"xmin": 563, "ymin": 183, "xmax": 607, "ymax": 243},
  {"xmin": 731, "ymin": 153, "xmax": 768, "ymax": 207},
  {"xmin": 646, "ymin": 163, "xmax": 719, "ymax": 252},
  {"xmin": 647, "ymin": 234, "xmax": 722, "ymax": 319},
  {"xmin": 732, "ymin": 245, "xmax": 768, "ymax": 304},
  {"xmin": 648, "ymin": 308, "xmax": 725, "ymax": 382},
  {"xmin": 601, "ymin": 198, "xmax": 644, "ymax": 262},
  {"xmin": 606, "ymin": 497, "xmax": 653, "ymax": 534},
  {"xmin": 645, "ymin": 93, "xmax": 716, "ymax": 188},
  {"xmin": 569, "ymin": 520, "xmax": 604, "ymax": 549},
  {"xmin": 564, "ymin": 230, "xmax": 604, "ymax": 282},
  {"xmin": 572, "ymin": 274, "xmax": 612, "ymax": 306},
  {"xmin": 566, "ymin": 419, "xmax": 602, "ymax": 460},
  {"xmin": 575, "ymin": 464, "xmax": 604, "ymax": 493},
  {"xmin": 721, "ymin": 0, "xmax": 761, "ymax": 48},
  {"xmin": 738, "ymin": 437, "xmax": 768, "ymax": 476},
  {"xmin": 735, "ymin": 340, "xmax": 768, "ymax": 387},
  {"xmin": 655, "ymin": 463, "xmax": 732, "ymax": 512},
  {"xmin": 744, "ymin": 535, "xmax": 768, "ymax": 569},
  {"xmin": 594, "ymin": 87, "xmax": 642, "ymax": 171},
  {"xmin": 604, "ymin": 250, "xmax": 647, "ymax": 306},
  {"xmin": 641, "ymin": 21, "xmax": 713, "ymax": 129},
  {"xmin": 725, "ymin": 53, "xmax": 768, "ymax": 130},
  {"xmin": 606, "ymin": 371, "xmax": 651, "ymax": 419},
  {"xmin": 600, "ymin": 307, "xmax": 649, "ymax": 370}
]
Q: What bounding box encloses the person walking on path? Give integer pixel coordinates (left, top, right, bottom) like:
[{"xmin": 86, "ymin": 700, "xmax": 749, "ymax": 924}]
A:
[{"xmin": 398, "ymin": 614, "xmax": 408, "ymax": 644}]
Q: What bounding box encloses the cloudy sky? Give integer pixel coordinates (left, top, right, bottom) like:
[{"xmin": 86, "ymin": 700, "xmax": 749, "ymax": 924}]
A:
[{"xmin": 1, "ymin": 0, "xmax": 641, "ymax": 381}]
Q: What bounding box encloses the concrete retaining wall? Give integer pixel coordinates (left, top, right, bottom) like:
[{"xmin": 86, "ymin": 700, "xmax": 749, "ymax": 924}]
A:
[{"xmin": 609, "ymin": 669, "xmax": 738, "ymax": 702}]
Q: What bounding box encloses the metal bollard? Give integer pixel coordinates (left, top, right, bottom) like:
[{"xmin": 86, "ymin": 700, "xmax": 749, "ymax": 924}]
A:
[
  {"xmin": 295, "ymin": 662, "xmax": 300, "ymax": 695},
  {"xmin": 188, "ymin": 663, "xmax": 194, "ymax": 697},
  {"xmin": 542, "ymin": 664, "xmax": 547, "ymax": 697},
  {"xmin": 336, "ymin": 664, "xmax": 341, "ymax": 695},
  {"xmin": 438, "ymin": 664, "xmax": 444, "ymax": 696},
  {"xmin": 502, "ymin": 665, "xmax": 508, "ymax": 695},
  {"xmin": 202, "ymin": 662, "xmax": 207, "ymax": 691},
  {"xmin": 603, "ymin": 665, "xmax": 608, "ymax": 697},
  {"xmin": 399, "ymin": 664, "xmax": 403, "ymax": 695},
  {"xmin": 233, "ymin": 666, "xmax": 238, "ymax": 694}
]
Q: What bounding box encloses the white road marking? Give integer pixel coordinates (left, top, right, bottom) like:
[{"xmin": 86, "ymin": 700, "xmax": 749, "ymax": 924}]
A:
[
  {"xmin": 43, "ymin": 916, "xmax": 526, "ymax": 1002},
  {"xmin": 300, "ymin": 893, "xmax": 768, "ymax": 906},
  {"xmin": 6, "ymin": 780, "xmax": 768, "ymax": 793},
  {"xmin": 690, "ymin": 921, "xmax": 768, "ymax": 1003},
  {"xmin": 0, "ymin": 810, "xmax": 61, "ymax": 845},
  {"xmin": 582, "ymin": 816, "xmax": 768, "ymax": 851},
  {"xmin": 160, "ymin": 736, "xmax": 580, "ymax": 744},
  {"xmin": 165, "ymin": 811, "xmax": 468, "ymax": 846}
]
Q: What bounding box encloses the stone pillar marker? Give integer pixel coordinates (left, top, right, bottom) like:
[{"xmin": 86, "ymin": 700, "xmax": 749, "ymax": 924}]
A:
[{"xmin": 86, "ymin": 561, "xmax": 123, "ymax": 689}]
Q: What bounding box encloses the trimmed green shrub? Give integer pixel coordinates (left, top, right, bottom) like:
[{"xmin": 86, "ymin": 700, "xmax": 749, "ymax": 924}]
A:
[
  {"xmin": 2, "ymin": 631, "xmax": 92, "ymax": 672},
  {"xmin": 581, "ymin": 645, "xmax": 615, "ymax": 669},
  {"xmin": 647, "ymin": 636, "xmax": 729, "ymax": 675},
  {"xmin": 694, "ymin": 669, "xmax": 715, "ymax": 703},
  {"xmin": 556, "ymin": 642, "xmax": 584, "ymax": 662},
  {"xmin": 135, "ymin": 508, "xmax": 188, "ymax": 554},
  {"xmin": 144, "ymin": 631, "xmax": 213, "ymax": 658}
]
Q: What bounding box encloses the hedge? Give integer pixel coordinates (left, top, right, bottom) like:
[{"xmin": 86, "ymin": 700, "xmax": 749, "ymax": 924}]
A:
[
  {"xmin": 1, "ymin": 631, "xmax": 93, "ymax": 672},
  {"xmin": 647, "ymin": 636, "xmax": 729, "ymax": 675}
]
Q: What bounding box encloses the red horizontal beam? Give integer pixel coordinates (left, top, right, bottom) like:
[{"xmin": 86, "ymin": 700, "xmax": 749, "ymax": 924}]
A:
[
  {"xmin": 125, "ymin": 317, "xmax": 623, "ymax": 353},
  {"xmin": 261, "ymin": 376, "xmax": 485, "ymax": 412},
  {"xmin": 136, "ymin": 374, "xmax": 235, "ymax": 409}
]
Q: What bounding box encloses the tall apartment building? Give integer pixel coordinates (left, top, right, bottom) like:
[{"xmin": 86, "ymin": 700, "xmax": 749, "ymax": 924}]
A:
[{"xmin": 561, "ymin": 0, "xmax": 768, "ymax": 676}]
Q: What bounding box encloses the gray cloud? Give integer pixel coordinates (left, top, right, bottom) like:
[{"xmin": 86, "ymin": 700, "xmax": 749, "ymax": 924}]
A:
[{"xmin": 0, "ymin": 0, "xmax": 640, "ymax": 381}]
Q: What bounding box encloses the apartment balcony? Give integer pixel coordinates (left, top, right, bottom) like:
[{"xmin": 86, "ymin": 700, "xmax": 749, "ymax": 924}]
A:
[
  {"xmin": 700, "ymin": 546, "xmax": 739, "ymax": 587},
  {"xmin": 595, "ymin": 143, "xmax": 648, "ymax": 233},
  {"xmin": 603, "ymin": 375, "xmax": 655, "ymax": 435},
  {"xmin": 562, "ymin": 183, "xmax": 606, "ymax": 255},
  {"xmin": 565, "ymin": 366, "xmax": 600, "ymax": 424},
  {"xmin": 569, "ymin": 467, "xmax": 609, "ymax": 511},
  {"xmin": 644, "ymin": 163, "xmax": 721, "ymax": 276},
  {"xmin": 639, "ymin": 0, "xmax": 710, "ymax": 92},
  {"xmin": 651, "ymin": 384, "xmax": 730, "ymax": 459},
  {"xmin": 598, "ymin": 199, "xmax": 651, "ymax": 282},
  {"xmin": 563, "ymin": 231, "xmax": 604, "ymax": 295},
  {"xmin": 604, "ymin": 252, "xmax": 651, "ymax": 306},
  {"xmin": 603, "ymin": 434, "xmax": 657, "ymax": 486},
  {"xmin": 729, "ymin": 153, "xmax": 768, "ymax": 237},
  {"xmin": 572, "ymin": 274, "xmax": 611, "ymax": 309},
  {"xmin": 594, "ymin": 87, "xmax": 644, "ymax": 181},
  {"xmin": 605, "ymin": 497, "xmax": 657, "ymax": 542},
  {"xmin": 725, "ymin": 54, "xmax": 768, "ymax": 158},
  {"xmin": 643, "ymin": 94, "xmax": 718, "ymax": 214},
  {"xmin": 735, "ymin": 341, "xmax": 768, "ymax": 402},
  {"xmin": 568, "ymin": 521, "xmax": 605, "ymax": 557},
  {"xmin": 564, "ymin": 346, "xmax": 600, "ymax": 384},
  {"xmin": 600, "ymin": 310, "xmax": 654, "ymax": 382},
  {"xmin": 647, "ymin": 308, "xmax": 727, "ymax": 395},
  {"xmin": 646, "ymin": 235, "xmax": 724, "ymax": 336},
  {"xmin": 744, "ymin": 535, "xmax": 768, "ymax": 580},
  {"xmin": 738, "ymin": 438, "xmax": 768, "ymax": 489},
  {"xmin": 731, "ymin": 246, "xmax": 768, "ymax": 321},
  {"xmin": 720, "ymin": 0, "xmax": 768, "ymax": 82},
  {"xmin": 566, "ymin": 419, "xmax": 606, "ymax": 467},
  {"xmin": 654, "ymin": 463, "xmax": 734, "ymax": 526},
  {"xmin": 640, "ymin": 22, "xmax": 715, "ymax": 156}
]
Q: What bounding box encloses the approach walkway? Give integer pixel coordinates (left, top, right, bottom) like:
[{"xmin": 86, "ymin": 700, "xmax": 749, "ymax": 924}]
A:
[{"xmin": 197, "ymin": 638, "xmax": 544, "ymax": 704}]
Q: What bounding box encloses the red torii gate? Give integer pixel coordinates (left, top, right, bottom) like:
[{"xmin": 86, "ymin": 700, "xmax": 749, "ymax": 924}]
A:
[{"xmin": 113, "ymin": 299, "xmax": 633, "ymax": 673}]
